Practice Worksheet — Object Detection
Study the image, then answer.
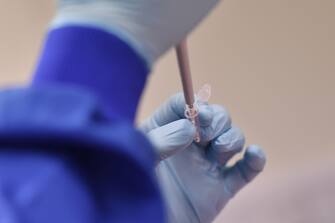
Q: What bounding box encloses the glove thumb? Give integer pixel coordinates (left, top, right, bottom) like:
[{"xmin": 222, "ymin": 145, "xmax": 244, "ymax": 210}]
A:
[{"xmin": 147, "ymin": 119, "xmax": 196, "ymax": 163}]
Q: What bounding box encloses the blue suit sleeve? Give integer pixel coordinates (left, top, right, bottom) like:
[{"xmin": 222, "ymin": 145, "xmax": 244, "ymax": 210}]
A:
[
  {"xmin": 0, "ymin": 27, "xmax": 165, "ymax": 222},
  {"xmin": 32, "ymin": 26, "xmax": 150, "ymax": 122}
]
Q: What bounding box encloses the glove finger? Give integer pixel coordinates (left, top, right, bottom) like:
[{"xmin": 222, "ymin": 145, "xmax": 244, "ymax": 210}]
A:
[
  {"xmin": 207, "ymin": 126, "xmax": 245, "ymax": 165},
  {"xmin": 141, "ymin": 93, "xmax": 213, "ymax": 133},
  {"xmin": 147, "ymin": 119, "xmax": 195, "ymax": 162},
  {"xmin": 198, "ymin": 104, "xmax": 231, "ymax": 145},
  {"xmin": 222, "ymin": 145, "xmax": 266, "ymax": 197},
  {"xmin": 198, "ymin": 104, "xmax": 214, "ymax": 127}
]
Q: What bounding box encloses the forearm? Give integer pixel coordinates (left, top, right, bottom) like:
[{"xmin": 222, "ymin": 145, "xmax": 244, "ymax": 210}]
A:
[
  {"xmin": 32, "ymin": 0, "xmax": 220, "ymax": 122},
  {"xmin": 32, "ymin": 26, "xmax": 149, "ymax": 122}
]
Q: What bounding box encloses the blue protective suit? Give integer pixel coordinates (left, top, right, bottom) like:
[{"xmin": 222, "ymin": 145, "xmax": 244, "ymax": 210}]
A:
[{"xmin": 0, "ymin": 26, "xmax": 165, "ymax": 222}]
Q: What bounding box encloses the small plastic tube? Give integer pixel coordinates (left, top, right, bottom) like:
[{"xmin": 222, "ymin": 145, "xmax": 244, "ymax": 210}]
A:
[{"xmin": 176, "ymin": 41, "xmax": 211, "ymax": 142}]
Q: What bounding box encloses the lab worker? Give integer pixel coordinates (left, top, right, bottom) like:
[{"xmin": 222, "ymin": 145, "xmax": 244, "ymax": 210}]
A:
[{"xmin": 0, "ymin": 0, "xmax": 266, "ymax": 223}]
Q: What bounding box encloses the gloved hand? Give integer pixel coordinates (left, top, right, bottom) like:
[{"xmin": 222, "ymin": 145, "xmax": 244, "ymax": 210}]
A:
[
  {"xmin": 140, "ymin": 93, "xmax": 266, "ymax": 223},
  {"xmin": 52, "ymin": 0, "xmax": 219, "ymax": 66}
]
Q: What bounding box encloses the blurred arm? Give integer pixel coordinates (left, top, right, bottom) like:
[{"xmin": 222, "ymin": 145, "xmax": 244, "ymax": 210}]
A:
[{"xmin": 32, "ymin": 26, "xmax": 149, "ymax": 122}]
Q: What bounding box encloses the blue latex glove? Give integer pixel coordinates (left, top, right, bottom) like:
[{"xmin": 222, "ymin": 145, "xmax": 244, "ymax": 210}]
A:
[{"xmin": 140, "ymin": 93, "xmax": 266, "ymax": 223}]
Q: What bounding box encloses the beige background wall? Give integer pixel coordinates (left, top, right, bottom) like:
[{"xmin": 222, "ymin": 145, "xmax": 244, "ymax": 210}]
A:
[{"xmin": 0, "ymin": 0, "xmax": 334, "ymax": 222}]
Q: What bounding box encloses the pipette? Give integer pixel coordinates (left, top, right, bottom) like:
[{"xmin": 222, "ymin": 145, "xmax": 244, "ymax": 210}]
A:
[{"xmin": 176, "ymin": 40, "xmax": 201, "ymax": 142}]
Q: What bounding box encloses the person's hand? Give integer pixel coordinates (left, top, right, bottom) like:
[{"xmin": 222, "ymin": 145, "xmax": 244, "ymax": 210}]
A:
[
  {"xmin": 52, "ymin": 0, "xmax": 220, "ymax": 66},
  {"xmin": 140, "ymin": 93, "xmax": 266, "ymax": 223}
]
